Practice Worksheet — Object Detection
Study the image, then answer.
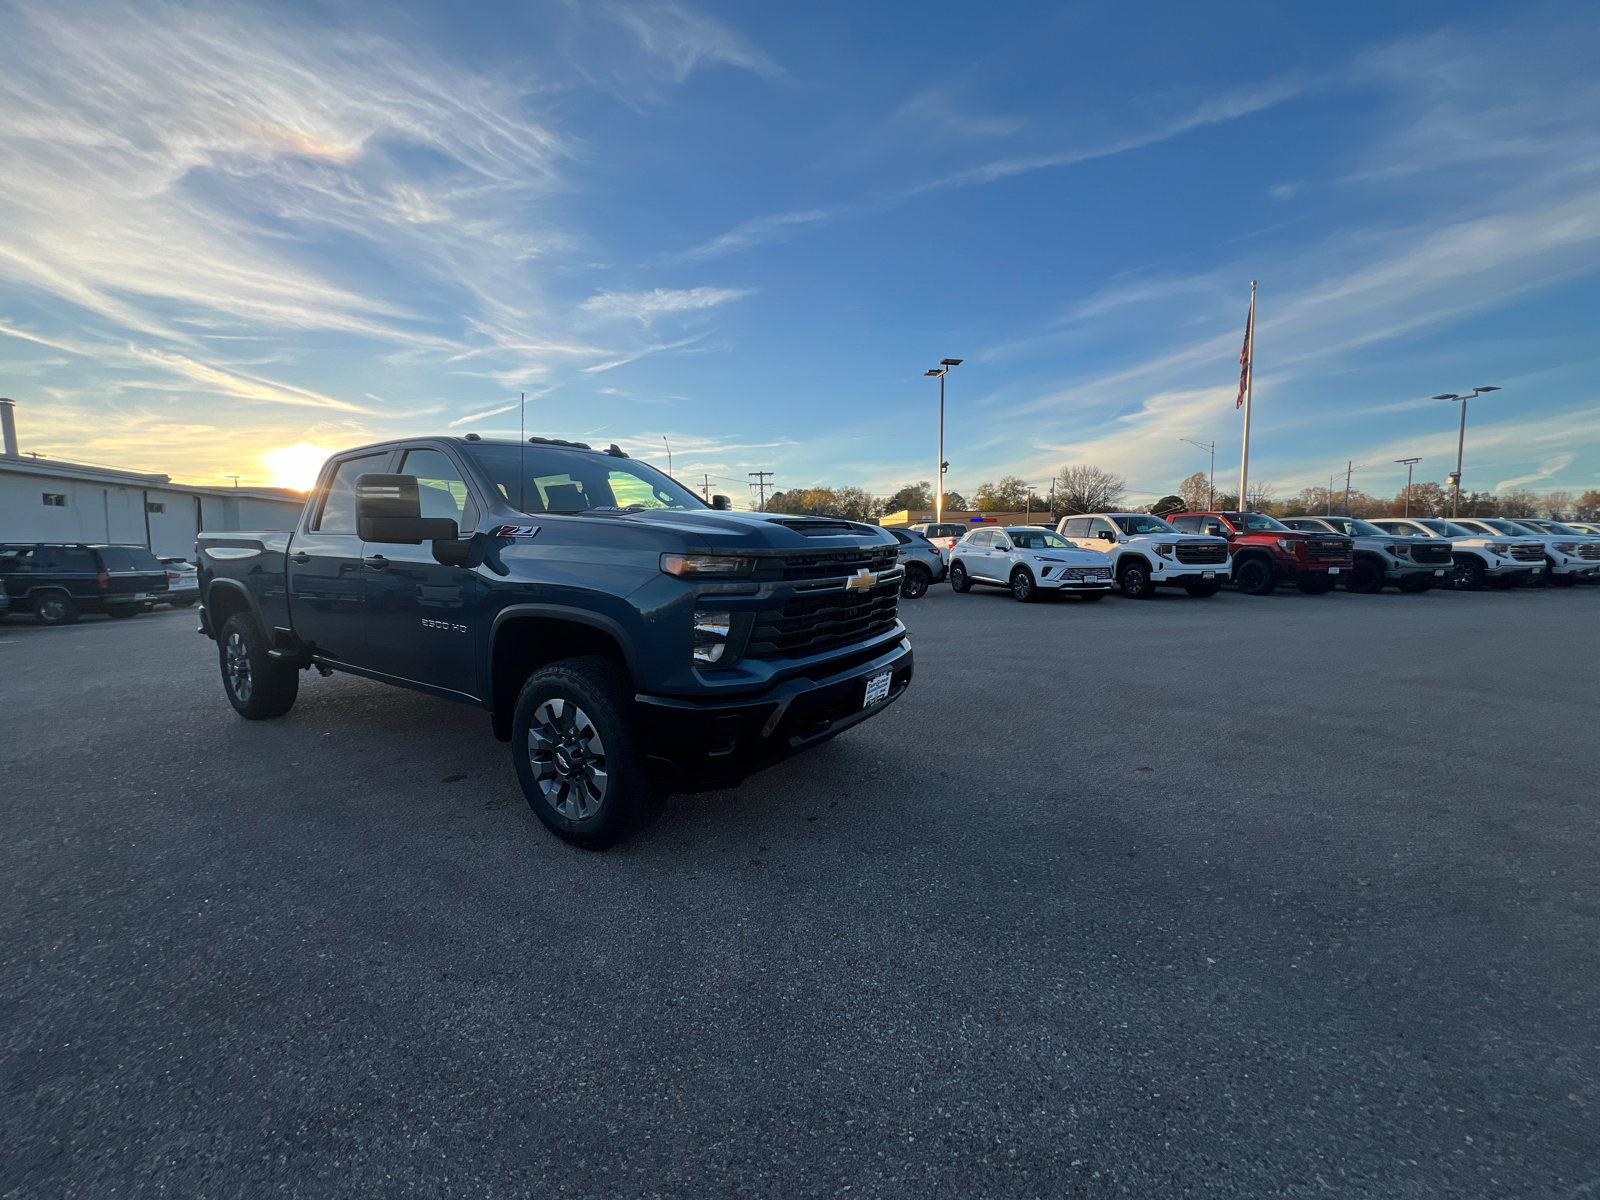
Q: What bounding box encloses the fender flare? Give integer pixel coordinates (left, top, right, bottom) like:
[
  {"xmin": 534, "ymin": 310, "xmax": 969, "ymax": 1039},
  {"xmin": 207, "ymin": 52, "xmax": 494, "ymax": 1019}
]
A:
[
  {"xmin": 488, "ymin": 602, "xmax": 645, "ymax": 692},
  {"xmin": 201, "ymin": 578, "xmax": 259, "ymax": 637}
]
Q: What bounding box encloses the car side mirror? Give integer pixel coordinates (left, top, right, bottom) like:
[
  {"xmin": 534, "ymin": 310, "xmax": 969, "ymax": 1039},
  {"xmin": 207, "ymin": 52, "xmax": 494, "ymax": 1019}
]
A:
[
  {"xmin": 1098, "ymin": 530, "xmax": 1116, "ymax": 541},
  {"xmin": 712, "ymin": 494, "xmax": 732, "ymax": 510},
  {"xmin": 355, "ymin": 474, "xmax": 459, "ymax": 544}
]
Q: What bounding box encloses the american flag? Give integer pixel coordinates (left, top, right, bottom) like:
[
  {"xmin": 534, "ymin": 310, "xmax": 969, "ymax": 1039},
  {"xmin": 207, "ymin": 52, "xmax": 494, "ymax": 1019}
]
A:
[{"xmin": 1236, "ymin": 306, "xmax": 1252, "ymax": 409}]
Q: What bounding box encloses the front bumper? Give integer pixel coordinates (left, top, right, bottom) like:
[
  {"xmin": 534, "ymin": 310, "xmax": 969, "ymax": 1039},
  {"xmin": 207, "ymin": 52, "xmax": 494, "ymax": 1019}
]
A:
[
  {"xmin": 1548, "ymin": 558, "xmax": 1600, "ymax": 577},
  {"xmin": 1386, "ymin": 560, "xmax": 1451, "ymax": 581},
  {"xmin": 633, "ymin": 637, "xmax": 914, "ymax": 791},
  {"xmin": 1152, "ymin": 565, "xmax": 1227, "ymax": 585},
  {"xmin": 1037, "ymin": 568, "xmax": 1114, "ymax": 591}
]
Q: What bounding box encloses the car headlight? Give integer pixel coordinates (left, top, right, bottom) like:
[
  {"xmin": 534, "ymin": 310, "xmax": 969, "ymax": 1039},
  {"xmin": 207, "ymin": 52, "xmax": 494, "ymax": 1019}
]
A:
[
  {"xmin": 1276, "ymin": 538, "xmax": 1296, "ymax": 552},
  {"xmin": 1385, "ymin": 543, "xmax": 1407, "ymax": 556},
  {"xmin": 1554, "ymin": 542, "xmax": 1579, "ymax": 553},
  {"xmin": 693, "ymin": 610, "xmax": 732, "ymax": 664},
  {"xmin": 1154, "ymin": 543, "xmax": 1176, "ymax": 559},
  {"xmin": 661, "ymin": 554, "xmax": 754, "ymax": 577},
  {"xmin": 1489, "ymin": 542, "xmax": 1511, "ymax": 556}
]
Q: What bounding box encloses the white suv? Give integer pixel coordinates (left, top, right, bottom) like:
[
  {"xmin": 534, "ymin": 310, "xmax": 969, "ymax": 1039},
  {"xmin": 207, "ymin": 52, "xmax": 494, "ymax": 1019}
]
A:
[
  {"xmin": 1056, "ymin": 512, "xmax": 1231, "ymax": 599},
  {"xmin": 1368, "ymin": 518, "xmax": 1544, "ymax": 589},
  {"xmin": 949, "ymin": 525, "xmax": 1113, "ymax": 602},
  {"xmin": 1457, "ymin": 518, "xmax": 1600, "ymax": 586}
]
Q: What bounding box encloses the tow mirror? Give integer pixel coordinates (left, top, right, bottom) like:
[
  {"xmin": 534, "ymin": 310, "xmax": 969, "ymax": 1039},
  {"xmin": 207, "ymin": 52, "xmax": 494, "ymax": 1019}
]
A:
[
  {"xmin": 355, "ymin": 474, "xmax": 458, "ymax": 544},
  {"xmin": 712, "ymin": 494, "xmax": 732, "ymax": 510}
]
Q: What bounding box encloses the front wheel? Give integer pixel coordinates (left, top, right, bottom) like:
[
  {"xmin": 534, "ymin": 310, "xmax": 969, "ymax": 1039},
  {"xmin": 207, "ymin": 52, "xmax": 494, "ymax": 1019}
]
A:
[
  {"xmin": 1454, "ymin": 558, "xmax": 1487, "ymax": 590},
  {"xmin": 1347, "ymin": 559, "xmax": 1385, "ymax": 593},
  {"xmin": 1234, "ymin": 557, "xmax": 1276, "ymax": 596},
  {"xmin": 1184, "ymin": 582, "xmax": 1222, "ymax": 598},
  {"xmin": 1010, "ymin": 567, "xmax": 1037, "ymax": 603},
  {"xmin": 949, "ymin": 561, "xmax": 972, "ymax": 593},
  {"xmin": 900, "ymin": 565, "xmax": 930, "ymax": 599},
  {"xmin": 219, "ymin": 612, "xmax": 299, "ymax": 719},
  {"xmin": 1117, "ymin": 561, "xmax": 1154, "ymax": 599},
  {"xmin": 513, "ymin": 657, "xmax": 663, "ymax": 851}
]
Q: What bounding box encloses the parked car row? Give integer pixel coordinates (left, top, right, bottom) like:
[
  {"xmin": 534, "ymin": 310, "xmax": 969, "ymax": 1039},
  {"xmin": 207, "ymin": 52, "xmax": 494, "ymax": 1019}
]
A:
[
  {"xmin": 889, "ymin": 510, "xmax": 1600, "ymax": 602},
  {"xmin": 0, "ymin": 543, "xmax": 173, "ymax": 624}
]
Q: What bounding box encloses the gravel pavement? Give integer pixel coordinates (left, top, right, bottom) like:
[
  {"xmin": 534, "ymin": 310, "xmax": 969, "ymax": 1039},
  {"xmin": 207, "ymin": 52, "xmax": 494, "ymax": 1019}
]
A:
[{"xmin": 3, "ymin": 584, "xmax": 1598, "ymax": 1198}]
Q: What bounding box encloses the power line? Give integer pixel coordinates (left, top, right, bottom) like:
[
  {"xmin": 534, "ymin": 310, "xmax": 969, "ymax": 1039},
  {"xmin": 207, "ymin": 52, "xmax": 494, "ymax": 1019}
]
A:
[{"xmin": 748, "ymin": 471, "xmax": 774, "ymax": 511}]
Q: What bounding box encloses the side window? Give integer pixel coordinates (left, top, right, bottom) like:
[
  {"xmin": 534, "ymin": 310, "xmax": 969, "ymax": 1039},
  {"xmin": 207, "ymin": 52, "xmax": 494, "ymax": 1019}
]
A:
[
  {"xmin": 1168, "ymin": 515, "xmax": 1199, "ymax": 533},
  {"xmin": 0, "ymin": 547, "xmax": 31, "ymax": 573},
  {"xmin": 98, "ymin": 547, "xmax": 135, "ymax": 571},
  {"xmin": 1202, "ymin": 519, "xmax": 1230, "ymax": 537},
  {"xmin": 1088, "ymin": 517, "xmax": 1117, "ymax": 540},
  {"xmin": 889, "ymin": 529, "xmax": 912, "ymax": 545},
  {"xmin": 1062, "ymin": 518, "xmax": 1089, "ymax": 537},
  {"xmin": 314, "ymin": 453, "xmax": 389, "ymax": 534},
  {"xmin": 45, "ymin": 547, "xmax": 98, "ymax": 572},
  {"xmin": 400, "ymin": 448, "xmax": 477, "ymax": 529},
  {"xmin": 968, "ymin": 530, "xmax": 991, "ymax": 548}
]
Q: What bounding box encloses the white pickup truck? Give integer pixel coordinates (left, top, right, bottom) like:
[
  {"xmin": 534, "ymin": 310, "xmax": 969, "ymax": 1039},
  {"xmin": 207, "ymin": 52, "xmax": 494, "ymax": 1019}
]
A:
[{"xmin": 1056, "ymin": 512, "xmax": 1232, "ymax": 598}]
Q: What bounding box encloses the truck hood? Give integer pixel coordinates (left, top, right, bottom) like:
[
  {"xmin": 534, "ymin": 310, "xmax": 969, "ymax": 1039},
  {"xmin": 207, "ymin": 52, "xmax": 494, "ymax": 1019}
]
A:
[{"xmin": 598, "ymin": 507, "xmax": 894, "ymax": 553}]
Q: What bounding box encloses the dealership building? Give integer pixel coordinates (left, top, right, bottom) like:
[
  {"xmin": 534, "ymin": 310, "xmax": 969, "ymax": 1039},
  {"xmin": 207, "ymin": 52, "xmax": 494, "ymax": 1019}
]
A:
[{"xmin": 0, "ymin": 398, "xmax": 305, "ymax": 560}]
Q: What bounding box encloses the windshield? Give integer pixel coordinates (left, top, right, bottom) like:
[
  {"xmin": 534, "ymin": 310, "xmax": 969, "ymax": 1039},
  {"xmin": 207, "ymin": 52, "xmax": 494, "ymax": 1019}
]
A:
[
  {"xmin": 1441, "ymin": 522, "xmax": 1481, "ymax": 537},
  {"xmin": 1308, "ymin": 517, "xmax": 1383, "ymax": 536},
  {"xmin": 1111, "ymin": 514, "xmax": 1175, "ymax": 535},
  {"xmin": 1010, "ymin": 529, "xmax": 1072, "ymax": 550},
  {"xmin": 1476, "ymin": 519, "xmax": 1531, "ymax": 536},
  {"xmin": 1231, "ymin": 512, "xmax": 1289, "ymax": 532},
  {"xmin": 464, "ymin": 443, "xmax": 705, "ymax": 514},
  {"xmin": 1534, "ymin": 520, "xmax": 1586, "ymax": 535}
]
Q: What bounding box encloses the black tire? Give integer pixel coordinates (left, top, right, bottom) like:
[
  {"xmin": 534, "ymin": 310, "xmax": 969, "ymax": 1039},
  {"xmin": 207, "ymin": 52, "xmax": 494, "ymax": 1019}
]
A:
[
  {"xmin": 1234, "ymin": 557, "xmax": 1276, "ymax": 596},
  {"xmin": 33, "ymin": 590, "xmax": 78, "ymax": 626},
  {"xmin": 1184, "ymin": 582, "xmax": 1222, "ymax": 597},
  {"xmin": 900, "ymin": 565, "xmax": 930, "ymax": 599},
  {"xmin": 1010, "ymin": 567, "xmax": 1037, "ymax": 603},
  {"xmin": 1117, "ymin": 560, "xmax": 1155, "ymax": 599},
  {"xmin": 949, "ymin": 561, "xmax": 972, "ymax": 593},
  {"xmin": 219, "ymin": 611, "xmax": 299, "ymax": 719},
  {"xmin": 1454, "ymin": 558, "xmax": 1487, "ymax": 590},
  {"xmin": 1297, "ymin": 578, "xmax": 1336, "ymax": 595},
  {"xmin": 1347, "ymin": 559, "xmax": 1385, "ymax": 594},
  {"xmin": 1078, "ymin": 590, "xmax": 1108, "ymax": 602},
  {"xmin": 512, "ymin": 656, "xmax": 663, "ymax": 851}
]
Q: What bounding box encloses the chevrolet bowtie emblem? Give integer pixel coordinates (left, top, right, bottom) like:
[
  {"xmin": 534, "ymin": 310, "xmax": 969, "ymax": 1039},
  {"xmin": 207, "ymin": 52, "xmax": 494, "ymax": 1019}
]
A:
[{"xmin": 846, "ymin": 569, "xmax": 878, "ymax": 591}]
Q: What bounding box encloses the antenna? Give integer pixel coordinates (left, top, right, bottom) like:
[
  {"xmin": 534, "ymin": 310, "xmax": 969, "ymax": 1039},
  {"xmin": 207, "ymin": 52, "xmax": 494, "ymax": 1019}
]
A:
[{"xmin": 519, "ymin": 392, "xmax": 526, "ymax": 512}]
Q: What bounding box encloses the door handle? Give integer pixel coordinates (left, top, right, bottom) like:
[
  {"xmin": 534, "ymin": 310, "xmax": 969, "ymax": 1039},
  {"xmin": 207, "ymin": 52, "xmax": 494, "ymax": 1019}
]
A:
[
  {"xmin": 290, "ymin": 552, "xmax": 311, "ymax": 564},
  {"xmin": 363, "ymin": 555, "xmax": 389, "ymax": 570}
]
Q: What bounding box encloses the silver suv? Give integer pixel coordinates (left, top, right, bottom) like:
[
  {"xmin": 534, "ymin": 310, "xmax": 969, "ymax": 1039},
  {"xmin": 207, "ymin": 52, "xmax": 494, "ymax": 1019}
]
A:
[
  {"xmin": 1280, "ymin": 516, "xmax": 1452, "ymax": 593},
  {"xmin": 888, "ymin": 527, "xmax": 948, "ymax": 598}
]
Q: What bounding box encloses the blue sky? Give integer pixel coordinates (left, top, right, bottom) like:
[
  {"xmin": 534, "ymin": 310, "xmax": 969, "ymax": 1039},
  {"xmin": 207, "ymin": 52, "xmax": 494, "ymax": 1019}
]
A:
[{"xmin": 2, "ymin": 1, "xmax": 1597, "ymax": 504}]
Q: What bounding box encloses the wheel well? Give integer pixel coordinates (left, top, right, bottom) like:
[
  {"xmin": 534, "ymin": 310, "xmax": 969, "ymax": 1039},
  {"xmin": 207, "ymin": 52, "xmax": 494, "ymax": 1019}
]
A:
[
  {"xmin": 1233, "ymin": 550, "xmax": 1273, "ymax": 571},
  {"xmin": 1353, "ymin": 551, "xmax": 1385, "ymax": 566},
  {"xmin": 905, "ymin": 560, "xmax": 931, "ymax": 577},
  {"xmin": 490, "ymin": 616, "xmax": 629, "ymax": 742},
  {"xmin": 1118, "ymin": 554, "xmax": 1152, "ymax": 573},
  {"xmin": 206, "ymin": 583, "xmax": 252, "ymax": 630}
]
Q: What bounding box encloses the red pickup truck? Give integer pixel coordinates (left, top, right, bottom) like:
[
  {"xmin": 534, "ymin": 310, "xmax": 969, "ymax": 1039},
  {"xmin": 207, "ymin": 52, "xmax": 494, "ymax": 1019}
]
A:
[{"xmin": 1166, "ymin": 511, "xmax": 1354, "ymax": 595}]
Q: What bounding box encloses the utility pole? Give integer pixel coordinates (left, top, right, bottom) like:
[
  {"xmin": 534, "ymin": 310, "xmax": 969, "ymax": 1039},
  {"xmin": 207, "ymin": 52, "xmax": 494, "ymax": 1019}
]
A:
[
  {"xmin": 702, "ymin": 473, "xmax": 710, "ymax": 502},
  {"xmin": 226, "ymin": 475, "xmax": 243, "ymax": 489},
  {"xmin": 1395, "ymin": 458, "xmax": 1421, "ymax": 517},
  {"xmin": 748, "ymin": 471, "xmax": 773, "ymax": 511},
  {"xmin": 1180, "ymin": 438, "xmax": 1216, "ymax": 511},
  {"xmin": 925, "ymin": 358, "xmax": 963, "ymax": 523}
]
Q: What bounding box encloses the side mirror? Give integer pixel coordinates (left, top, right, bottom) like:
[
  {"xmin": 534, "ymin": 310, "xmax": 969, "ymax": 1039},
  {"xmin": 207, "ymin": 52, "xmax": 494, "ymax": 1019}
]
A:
[
  {"xmin": 356, "ymin": 474, "xmax": 458, "ymax": 544},
  {"xmin": 712, "ymin": 494, "xmax": 732, "ymax": 510},
  {"xmin": 1098, "ymin": 530, "xmax": 1116, "ymax": 542}
]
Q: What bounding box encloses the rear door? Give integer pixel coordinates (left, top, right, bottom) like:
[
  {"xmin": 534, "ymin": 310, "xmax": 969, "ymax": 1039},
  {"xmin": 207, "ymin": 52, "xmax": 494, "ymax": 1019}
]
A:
[
  {"xmin": 288, "ymin": 450, "xmax": 391, "ymax": 666},
  {"xmin": 964, "ymin": 529, "xmax": 996, "ymax": 578},
  {"xmin": 359, "ymin": 445, "xmax": 484, "ymax": 699}
]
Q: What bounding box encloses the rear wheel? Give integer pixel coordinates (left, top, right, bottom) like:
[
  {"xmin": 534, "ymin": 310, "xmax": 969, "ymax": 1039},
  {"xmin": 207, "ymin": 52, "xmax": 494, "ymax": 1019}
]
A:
[
  {"xmin": 1234, "ymin": 557, "xmax": 1276, "ymax": 596},
  {"xmin": 1184, "ymin": 582, "xmax": 1222, "ymax": 598},
  {"xmin": 949, "ymin": 561, "xmax": 972, "ymax": 593},
  {"xmin": 1117, "ymin": 560, "xmax": 1154, "ymax": 599},
  {"xmin": 1347, "ymin": 559, "xmax": 1385, "ymax": 593},
  {"xmin": 512, "ymin": 656, "xmax": 662, "ymax": 851},
  {"xmin": 900, "ymin": 565, "xmax": 930, "ymax": 599},
  {"xmin": 33, "ymin": 591, "xmax": 78, "ymax": 626},
  {"xmin": 1010, "ymin": 567, "xmax": 1037, "ymax": 603},
  {"xmin": 219, "ymin": 612, "xmax": 299, "ymax": 719}
]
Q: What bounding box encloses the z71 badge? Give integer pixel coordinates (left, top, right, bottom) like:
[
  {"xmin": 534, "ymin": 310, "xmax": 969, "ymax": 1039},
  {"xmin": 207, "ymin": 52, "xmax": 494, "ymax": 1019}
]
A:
[{"xmin": 490, "ymin": 525, "xmax": 541, "ymax": 539}]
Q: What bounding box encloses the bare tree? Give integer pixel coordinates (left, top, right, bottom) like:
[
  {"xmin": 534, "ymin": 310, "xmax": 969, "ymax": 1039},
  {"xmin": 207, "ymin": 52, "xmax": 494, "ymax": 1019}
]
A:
[
  {"xmin": 1243, "ymin": 479, "xmax": 1276, "ymax": 511},
  {"xmin": 1497, "ymin": 488, "xmax": 1540, "ymax": 518},
  {"xmin": 1177, "ymin": 471, "xmax": 1212, "ymax": 512},
  {"xmin": 1052, "ymin": 465, "xmax": 1126, "ymax": 515},
  {"xmin": 1541, "ymin": 490, "xmax": 1575, "ymax": 520}
]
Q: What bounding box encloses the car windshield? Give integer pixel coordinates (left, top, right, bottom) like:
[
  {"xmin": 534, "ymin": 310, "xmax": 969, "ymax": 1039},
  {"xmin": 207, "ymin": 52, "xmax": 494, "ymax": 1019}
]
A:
[
  {"xmin": 1111, "ymin": 514, "xmax": 1175, "ymax": 535},
  {"xmin": 1010, "ymin": 529, "xmax": 1072, "ymax": 550},
  {"xmin": 1306, "ymin": 517, "xmax": 1381, "ymax": 536},
  {"xmin": 464, "ymin": 443, "xmax": 705, "ymax": 514},
  {"xmin": 1441, "ymin": 522, "xmax": 1482, "ymax": 537},
  {"xmin": 1231, "ymin": 512, "xmax": 1290, "ymax": 531},
  {"xmin": 1535, "ymin": 520, "xmax": 1586, "ymax": 535},
  {"xmin": 1474, "ymin": 519, "xmax": 1530, "ymax": 536}
]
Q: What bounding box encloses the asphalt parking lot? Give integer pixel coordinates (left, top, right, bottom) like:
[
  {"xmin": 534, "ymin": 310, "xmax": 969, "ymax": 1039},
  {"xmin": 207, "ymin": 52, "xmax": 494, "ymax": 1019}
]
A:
[{"xmin": 4, "ymin": 584, "xmax": 1599, "ymax": 1199}]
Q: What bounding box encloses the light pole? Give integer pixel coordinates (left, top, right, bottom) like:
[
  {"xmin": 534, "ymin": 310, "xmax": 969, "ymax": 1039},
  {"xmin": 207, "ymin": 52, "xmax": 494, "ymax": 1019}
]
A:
[
  {"xmin": 1395, "ymin": 457, "xmax": 1421, "ymax": 517},
  {"xmin": 925, "ymin": 359, "xmax": 963, "ymax": 523},
  {"xmin": 1432, "ymin": 387, "xmax": 1500, "ymax": 518},
  {"xmin": 1180, "ymin": 438, "xmax": 1215, "ymax": 510}
]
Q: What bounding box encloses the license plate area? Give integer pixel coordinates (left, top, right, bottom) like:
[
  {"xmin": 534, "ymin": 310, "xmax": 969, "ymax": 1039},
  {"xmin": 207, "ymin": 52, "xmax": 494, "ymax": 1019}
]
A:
[
  {"xmin": 862, "ymin": 670, "xmax": 892, "ymax": 708},
  {"xmin": 1202, "ymin": 571, "xmax": 1216, "ymax": 579},
  {"xmin": 1327, "ymin": 567, "xmax": 1341, "ymax": 575}
]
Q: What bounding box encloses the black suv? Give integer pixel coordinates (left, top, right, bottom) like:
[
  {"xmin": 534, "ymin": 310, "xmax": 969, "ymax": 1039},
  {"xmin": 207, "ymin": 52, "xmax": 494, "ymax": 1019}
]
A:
[{"xmin": 0, "ymin": 543, "xmax": 170, "ymax": 625}]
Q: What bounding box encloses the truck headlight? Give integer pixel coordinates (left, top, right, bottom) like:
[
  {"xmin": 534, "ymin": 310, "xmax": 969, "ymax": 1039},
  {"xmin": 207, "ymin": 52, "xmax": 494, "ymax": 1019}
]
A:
[
  {"xmin": 1489, "ymin": 542, "xmax": 1511, "ymax": 556},
  {"xmin": 1554, "ymin": 542, "xmax": 1579, "ymax": 553},
  {"xmin": 1153, "ymin": 543, "xmax": 1175, "ymax": 559},
  {"xmin": 693, "ymin": 610, "xmax": 732, "ymax": 664},
  {"xmin": 1385, "ymin": 543, "xmax": 1407, "ymax": 556},
  {"xmin": 662, "ymin": 554, "xmax": 754, "ymax": 577}
]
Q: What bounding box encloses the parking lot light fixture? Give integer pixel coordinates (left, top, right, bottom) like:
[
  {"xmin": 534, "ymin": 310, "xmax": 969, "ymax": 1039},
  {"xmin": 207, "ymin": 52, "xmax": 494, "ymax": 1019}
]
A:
[
  {"xmin": 927, "ymin": 359, "xmax": 963, "ymax": 523},
  {"xmin": 1435, "ymin": 387, "xmax": 1501, "ymax": 518},
  {"xmin": 1395, "ymin": 457, "xmax": 1422, "ymax": 517}
]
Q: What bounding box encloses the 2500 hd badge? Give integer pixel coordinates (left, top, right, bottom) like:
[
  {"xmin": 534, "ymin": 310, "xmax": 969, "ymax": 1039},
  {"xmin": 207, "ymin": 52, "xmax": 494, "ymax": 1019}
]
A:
[{"xmin": 196, "ymin": 434, "xmax": 913, "ymax": 849}]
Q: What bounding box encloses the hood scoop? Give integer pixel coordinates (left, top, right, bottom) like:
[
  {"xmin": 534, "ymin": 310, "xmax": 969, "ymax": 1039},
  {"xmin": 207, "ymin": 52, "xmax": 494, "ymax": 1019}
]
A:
[{"xmin": 770, "ymin": 518, "xmax": 862, "ymax": 537}]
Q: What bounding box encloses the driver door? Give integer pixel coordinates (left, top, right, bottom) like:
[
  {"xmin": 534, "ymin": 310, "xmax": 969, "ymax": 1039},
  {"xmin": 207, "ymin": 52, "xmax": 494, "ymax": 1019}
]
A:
[{"xmin": 288, "ymin": 450, "xmax": 391, "ymax": 666}]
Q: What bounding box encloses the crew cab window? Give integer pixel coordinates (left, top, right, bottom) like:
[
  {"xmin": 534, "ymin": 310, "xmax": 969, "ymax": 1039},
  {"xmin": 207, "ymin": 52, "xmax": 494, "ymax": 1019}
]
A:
[
  {"xmin": 314, "ymin": 453, "xmax": 389, "ymax": 533},
  {"xmin": 1111, "ymin": 515, "xmax": 1175, "ymax": 535},
  {"xmin": 400, "ymin": 448, "xmax": 477, "ymax": 528},
  {"xmin": 1200, "ymin": 518, "xmax": 1231, "ymax": 537},
  {"xmin": 1088, "ymin": 518, "xmax": 1117, "ymax": 540},
  {"xmin": 1167, "ymin": 515, "xmax": 1202, "ymax": 533},
  {"xmin": 1061, "ymin": 518, "xmax": 1090, "ymax": 537}
]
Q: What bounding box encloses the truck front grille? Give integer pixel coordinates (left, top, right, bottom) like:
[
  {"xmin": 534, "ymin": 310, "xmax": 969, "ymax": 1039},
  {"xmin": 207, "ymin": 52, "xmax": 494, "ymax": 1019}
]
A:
[
  {"xmin": 1174, "ymin": 542, "xmax": 1227, "ymax": 565},
  {"xmin": 1305, "ymin": 539, "xmax": 1351, "ymax": 559},
  {"xmin": 1576, "ymin": 544, "xmax": 1600, "ymax": 560},
  {"xmin": 757, "ymin": 547, "xmax": 897, "ymax": 582},
  {"xmin": 747, "ymin": 582, "xmax": 900, "ymax": 659},
  {"xmin": 1508, "ymin": 543, "xmax": 1544, "ymax": 562},
  {"xmin": 1410, "ymin": 542, "xmax": 1452, "ymax": 564}
]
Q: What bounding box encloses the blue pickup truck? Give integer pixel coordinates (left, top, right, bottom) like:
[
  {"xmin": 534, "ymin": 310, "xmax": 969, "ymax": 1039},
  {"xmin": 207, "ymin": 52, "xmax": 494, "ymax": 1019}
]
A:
[{"xmin": 196, "ymin": 435, "xmax": 913, "ymax": 848}]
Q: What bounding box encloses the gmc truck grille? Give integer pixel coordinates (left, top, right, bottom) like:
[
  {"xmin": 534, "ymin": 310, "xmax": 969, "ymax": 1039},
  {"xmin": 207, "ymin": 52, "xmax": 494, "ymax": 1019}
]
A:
[
  {"xmin": 1306, "ymin": 539, "xmax": 1350, "ymax": 558},
  {"xmin": 757, "ymin": 547, "xmax": 898, "ymax": 582},
  {"xmin": 1508, "ymin": 544, "xmax": 1544, "ymax": 562},
  {"xmin": 1410, "ymin": 542, "xmax": 1452, "ymax": 564},
  {"xmin": 1576, "ymin": 544, "xmax": 1600, "ymax": 560},
  {"xmin": 747, "ymin": 582, "xmax": 900, "ymax": 659},
  {"xmin": 1174, "ymin": 542, "xmax": 1227, "ymax": 565}
]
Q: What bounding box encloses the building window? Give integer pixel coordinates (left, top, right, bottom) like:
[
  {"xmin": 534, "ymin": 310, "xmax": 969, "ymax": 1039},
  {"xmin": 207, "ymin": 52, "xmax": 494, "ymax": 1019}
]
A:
[
  {"xmin": 146, "ymin": 501, "xmax": 165, "ymax": 513},
  {"xmin": 42, "ymin": 493, "xmax": 67, "ymax": 507}
]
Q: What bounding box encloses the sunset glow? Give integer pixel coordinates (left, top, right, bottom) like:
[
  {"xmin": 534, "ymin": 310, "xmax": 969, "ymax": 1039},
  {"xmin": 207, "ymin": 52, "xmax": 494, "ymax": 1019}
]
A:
[{"xmin": 260, "ymin": 442, "xmax": 333, "ymax": 491}]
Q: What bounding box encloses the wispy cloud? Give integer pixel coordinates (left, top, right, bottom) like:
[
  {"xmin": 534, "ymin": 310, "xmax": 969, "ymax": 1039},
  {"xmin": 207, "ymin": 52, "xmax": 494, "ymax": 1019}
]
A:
[{"xmin": 579, "ymin": 286, "xmax": 752, "ymax": 324}]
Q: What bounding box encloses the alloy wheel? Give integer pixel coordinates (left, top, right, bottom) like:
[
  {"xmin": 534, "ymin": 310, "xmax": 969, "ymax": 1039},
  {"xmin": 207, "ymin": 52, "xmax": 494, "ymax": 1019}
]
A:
[
  {"xmin": 224, "ymin": 630, "xmax": 253, "ymax": 703},
  {"xmin": 528, "ymin": 698, "xmax": 609, "ymax": 821},
  {"xmin": 38, "ymin": 597, "xmax": 66, "ymax": 623}
]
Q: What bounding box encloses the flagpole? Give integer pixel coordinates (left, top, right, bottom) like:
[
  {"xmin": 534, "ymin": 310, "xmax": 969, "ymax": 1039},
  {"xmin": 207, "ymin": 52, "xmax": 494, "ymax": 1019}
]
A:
[{"xmin": 1238, "ymin": 280, "xmax": 1256, "ymax": 510}]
